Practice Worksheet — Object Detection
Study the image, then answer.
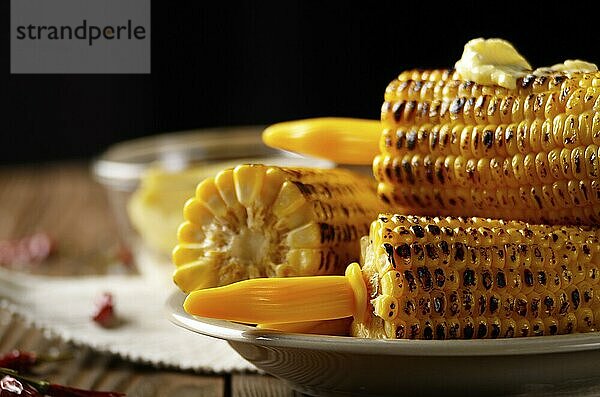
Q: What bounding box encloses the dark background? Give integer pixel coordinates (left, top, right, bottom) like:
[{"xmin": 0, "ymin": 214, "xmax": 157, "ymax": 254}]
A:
[{"xmin": 3, "ymin": 2, "xmax": 600, "ymax": 164}]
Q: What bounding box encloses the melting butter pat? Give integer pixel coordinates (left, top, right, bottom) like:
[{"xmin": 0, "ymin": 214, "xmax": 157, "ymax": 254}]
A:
[
  {"xmin": 454, "ymin": 38, "xmax": 532, "ymax": 90},
  {"xmin": 455, "ymin": 38, "xmax": 599, "ymax": 90},
  {"xmin": 535, "ymin": 59, "xmax": 598, "ymax": 74}
]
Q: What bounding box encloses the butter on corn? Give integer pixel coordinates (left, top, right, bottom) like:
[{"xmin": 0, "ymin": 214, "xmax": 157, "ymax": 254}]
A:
[
  {"xmin": 454, "ymin": 38, "xmax": 597, "ymax": 89},
  {"xmin": 377, "ymin": 52, "xmax": 600, "ymax": 225},
  {"xmin": 260, "ymin": 39, "xmax": 600, "ymax": 225},
  {"xmin": 454, "ymin": 38, "xmax": 532, "ymax": 90}
]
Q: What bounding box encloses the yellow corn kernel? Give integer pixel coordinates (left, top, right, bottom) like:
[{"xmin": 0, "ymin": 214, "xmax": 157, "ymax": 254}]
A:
[
  {"xmin": 173, "ymin": 164, "xmax": 388, "ymax": 292},
  {"xmin": 377, "ymin": 68, "xmax": 600, "ymax": 224}
]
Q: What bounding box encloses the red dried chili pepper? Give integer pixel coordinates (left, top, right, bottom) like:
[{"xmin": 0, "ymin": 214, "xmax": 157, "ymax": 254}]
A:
[
  {"xmin": 0, "ymin": 369, "xmax": 125, "ymax": 397},
  {"xmin": 0, "ymin": 351, "xmax": 37, "ymax": 373},
  {"xmin": 91, "ymin": 293, "xmax": 118, "ymax": 328},
  {"xmin": 0, "ymin": 351, "xmax": 71, "ymax": 374}
]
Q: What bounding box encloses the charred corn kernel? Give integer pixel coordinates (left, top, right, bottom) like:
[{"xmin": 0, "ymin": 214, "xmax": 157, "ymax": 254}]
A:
[
  {"xmin": 353, "ymin": 215, "xmax": 600, "ymax": 339},
  {"xmin": 262, "ymin": 118, "xmax": 381, "ymax": 165},
  {"xmin": 183, "ymin": 214, "xmax": 600, "ymax": 339},
  {"xmin": 257, "ymin": 45, "xmax": 600, "ymax": 225},
  {"xmin": 378, "ymin": 65, "xmax": 600, "ymax": 224},
  {"xmin": 173, "ymin": 164, "xmax": 389, "ymax": 292}
]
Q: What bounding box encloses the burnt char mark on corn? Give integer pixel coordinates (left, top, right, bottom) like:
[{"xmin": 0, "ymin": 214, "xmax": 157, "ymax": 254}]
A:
[
  {"xmin": 378, "ymin": 69, "xmax": 600, "ymax": 225},
  {"xmin": 370, "ymin": 179, "xmax": 600, "ymax": 225},
  {"xmin": 383, "ymin": 243, "xmax": 396, "ymax": 268},
  {"xmin": 378, "ymin": 149, "xmax": 600, "ymax": 188},
  {"xmin": 357, "ymin": 215, "xmax": 600, "ymax": 339}
]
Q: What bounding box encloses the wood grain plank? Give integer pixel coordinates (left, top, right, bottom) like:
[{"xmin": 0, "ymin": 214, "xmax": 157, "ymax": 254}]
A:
[
  {"xmin": 0, "ymin": 311, "xmax": 225, "ymax": 397},
  {"xmin": 92, "ymin": 363, "xmax": 136, "ymax": 395},
  {"xmin": 125, "ymin": 372, "xmax": 224, "ymax": 397},
  {"xmin": 232, "ymin": 374, "xmax": 302, "ymax": 397},
  {"xmin": 0, "ymin": 313, "xmax": 30, "ymax": 352},
  {"xmin": 0, "ymin": 163, "xmax": 226, "ymax": 397},
  {"xmin": 0, "ymin": 162, "xmax": 124, "ymax": 275}
]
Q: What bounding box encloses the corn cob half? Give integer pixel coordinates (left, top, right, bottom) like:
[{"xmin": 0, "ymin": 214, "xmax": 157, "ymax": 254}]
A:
[
  {"xmin": 184, "ymin": 214, "xmax": 600, "ymax": 339},
  {"xmin": 353, "ymin": 214, "xmax": 600, "ymax": 339},
  {"xmin": 376, "ymin": 69, "xmax": 600, "ymax": 224},
  {"xmin": 172, "ymin": 164, "xmax": 388, "ymax": 292}
]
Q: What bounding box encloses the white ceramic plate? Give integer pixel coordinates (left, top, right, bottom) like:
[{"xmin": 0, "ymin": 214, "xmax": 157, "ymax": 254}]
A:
[{"xmin": 167, "ymin": 291, "xmax": 600, "ymax": 396}]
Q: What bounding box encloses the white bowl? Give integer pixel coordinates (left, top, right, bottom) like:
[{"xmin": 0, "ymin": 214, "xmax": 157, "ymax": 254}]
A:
[{"xmin": 167, "ymin": 291, "xmax": 600, "ymax": 397}]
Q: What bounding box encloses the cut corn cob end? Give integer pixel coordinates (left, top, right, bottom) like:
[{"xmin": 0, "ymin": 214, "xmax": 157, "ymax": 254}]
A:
[
  {"xmin": 262, "ymin": 118, "xmax": 381, "ymax": 165},
  {"xmin": 173, "ymin": 164, "xmax": 381, "ymax": 292}
]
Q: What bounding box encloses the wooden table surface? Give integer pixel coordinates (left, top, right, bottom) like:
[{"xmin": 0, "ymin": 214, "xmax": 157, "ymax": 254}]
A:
[{"xmin": 0, "ymin": 162, "xmax": 302, "ymax": 397}]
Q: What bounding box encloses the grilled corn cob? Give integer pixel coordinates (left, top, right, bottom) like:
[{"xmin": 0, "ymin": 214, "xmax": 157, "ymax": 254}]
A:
[
  {"xmin": 172, "ymin": 164, "xmax": 388, "ymax": 292},
  {"xmin": 376, "ymin": 67, "xmax": 600, "ymax": 224},
  {"xmin": 184, "ymin": 214, "xmax": 600, "ymax": 339},
  {"xmin": 353, "ymin": 214, "xmax": 600, "ymax": 339},
  {"xmin": 260, "ymin": 39, "xmax": 600, "ymax": 224}
]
